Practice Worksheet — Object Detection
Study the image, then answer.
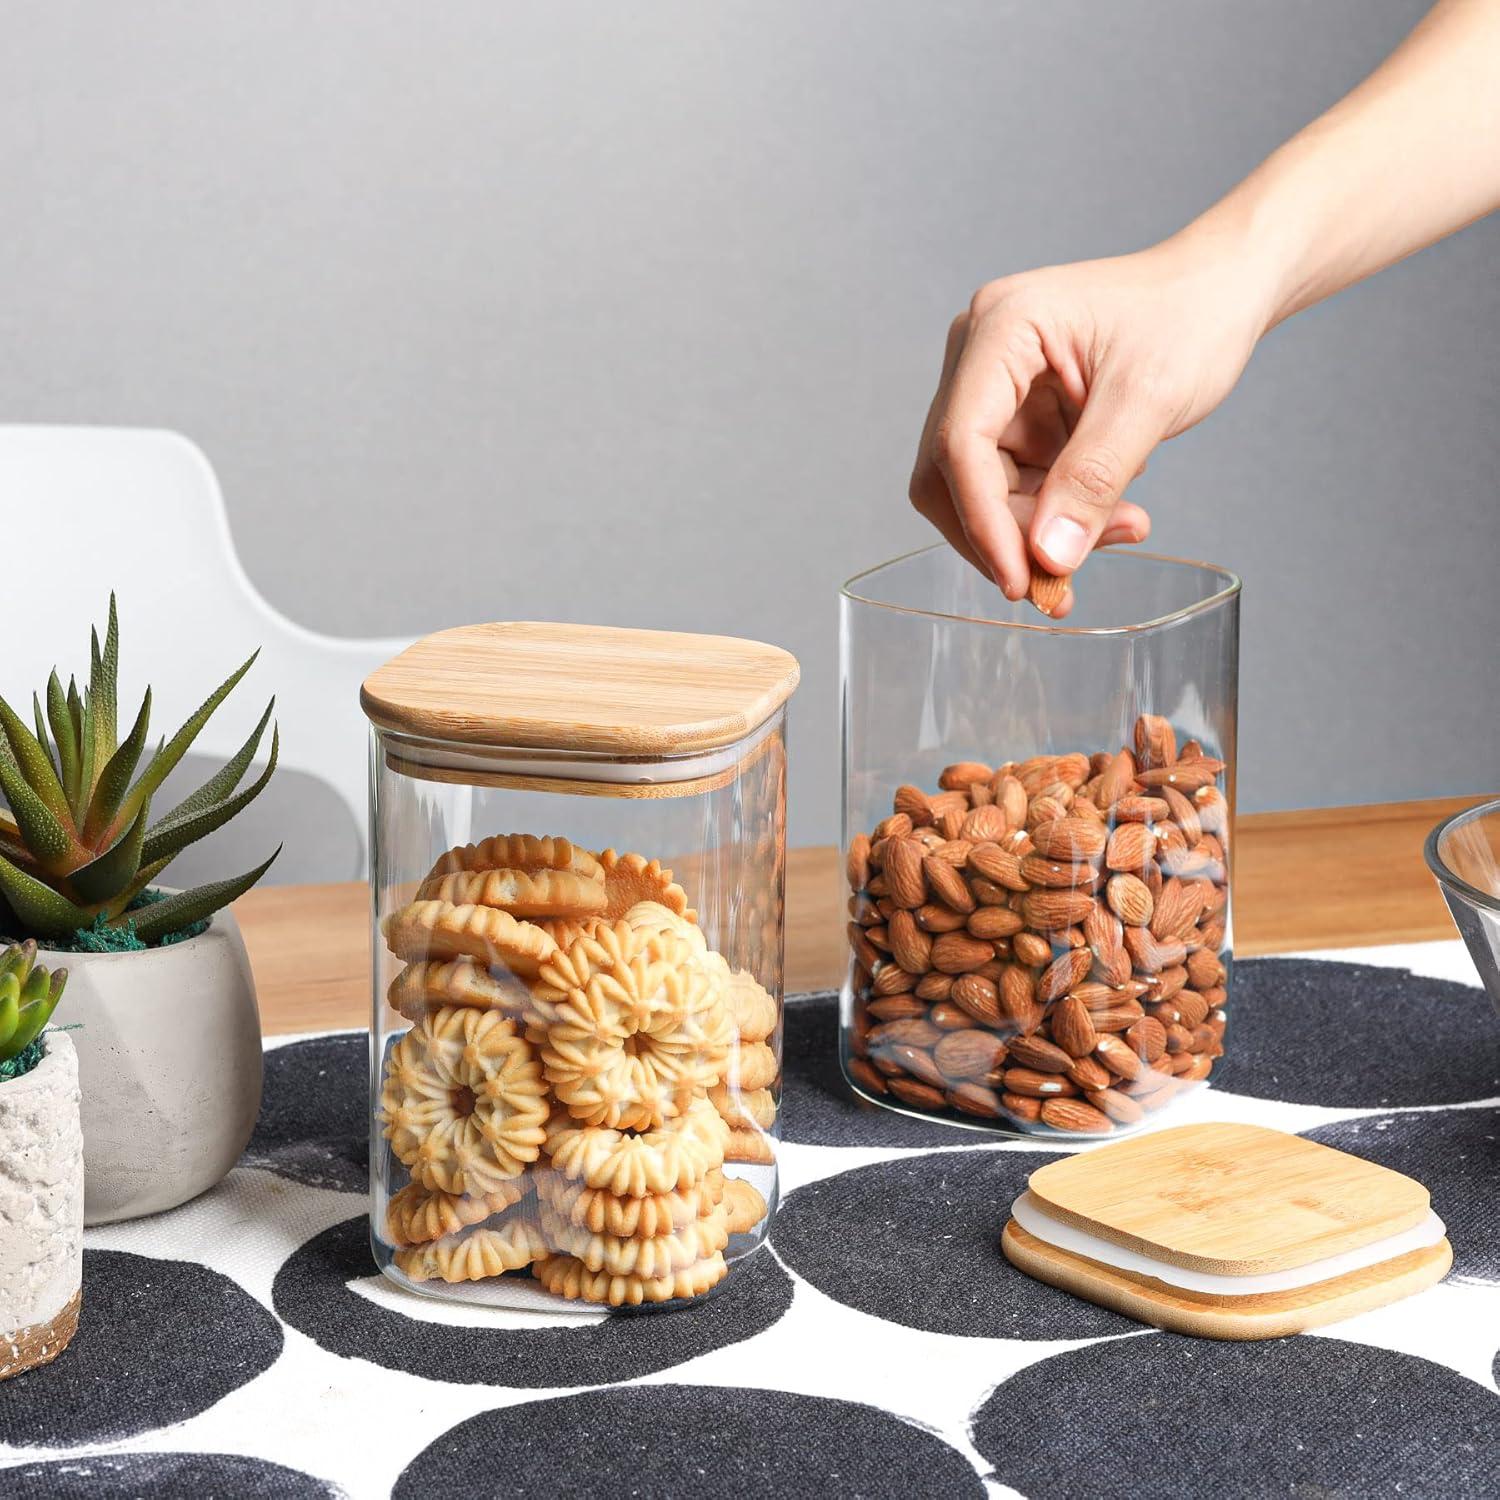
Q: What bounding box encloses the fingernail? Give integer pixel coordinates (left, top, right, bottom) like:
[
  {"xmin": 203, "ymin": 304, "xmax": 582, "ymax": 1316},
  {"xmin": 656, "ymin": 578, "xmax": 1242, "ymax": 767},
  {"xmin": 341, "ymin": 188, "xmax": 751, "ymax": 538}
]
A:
[{"xmin": 1037, "ymin": 516, "xmax": 1089, "ymax": 573}]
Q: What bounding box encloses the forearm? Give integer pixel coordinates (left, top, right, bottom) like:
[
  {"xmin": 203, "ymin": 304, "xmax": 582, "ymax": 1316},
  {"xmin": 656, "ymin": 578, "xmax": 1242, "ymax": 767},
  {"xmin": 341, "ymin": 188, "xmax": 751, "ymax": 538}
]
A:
[{"xmin": 1181, "ymin": 0, "xmax": 1500, "ymax": 329}]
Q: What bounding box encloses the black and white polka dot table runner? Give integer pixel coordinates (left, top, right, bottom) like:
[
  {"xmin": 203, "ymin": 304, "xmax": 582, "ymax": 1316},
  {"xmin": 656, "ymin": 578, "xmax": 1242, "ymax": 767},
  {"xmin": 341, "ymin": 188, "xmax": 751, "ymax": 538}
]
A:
[{"xmin": 3, "ymin": 943, "xmax": 1497, "ymax": 1498}]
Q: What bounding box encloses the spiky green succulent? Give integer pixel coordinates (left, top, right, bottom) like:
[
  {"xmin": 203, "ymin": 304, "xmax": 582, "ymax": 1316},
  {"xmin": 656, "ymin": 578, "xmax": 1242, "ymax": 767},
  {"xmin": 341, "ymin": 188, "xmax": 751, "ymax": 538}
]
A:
[
  {"xmin": 0, "ymin": 941, "xmax": 65, "ymax": 1064},
  {"xmin": 0, "ymin": 596, "xmax": 280, "ymax": 944}
]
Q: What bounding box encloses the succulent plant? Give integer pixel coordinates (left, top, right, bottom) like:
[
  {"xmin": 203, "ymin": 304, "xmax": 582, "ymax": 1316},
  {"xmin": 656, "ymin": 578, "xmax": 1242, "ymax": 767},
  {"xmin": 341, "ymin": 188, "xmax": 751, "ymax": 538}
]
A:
[
  {"xmin": 0, "ymin": 941, "xmax": 65, "ymax": 1064},
  {"xmin": 0, "ymin": 596, "xmax": 279, "ymax": 944}
]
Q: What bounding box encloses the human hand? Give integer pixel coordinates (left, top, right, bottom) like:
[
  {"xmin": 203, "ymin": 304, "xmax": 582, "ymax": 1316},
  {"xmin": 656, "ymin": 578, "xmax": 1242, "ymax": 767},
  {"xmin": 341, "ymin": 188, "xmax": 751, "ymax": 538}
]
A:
[{"xmin": 909, "ymin": 238, "xmax": 1269, "ymax": 614}]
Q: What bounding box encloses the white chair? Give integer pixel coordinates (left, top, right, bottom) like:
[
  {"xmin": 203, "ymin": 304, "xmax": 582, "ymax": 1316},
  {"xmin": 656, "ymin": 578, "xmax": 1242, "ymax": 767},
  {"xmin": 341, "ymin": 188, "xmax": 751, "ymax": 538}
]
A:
[{"xmin": 0, "ymin": 425, "xmax": 411, "ymax": 877}]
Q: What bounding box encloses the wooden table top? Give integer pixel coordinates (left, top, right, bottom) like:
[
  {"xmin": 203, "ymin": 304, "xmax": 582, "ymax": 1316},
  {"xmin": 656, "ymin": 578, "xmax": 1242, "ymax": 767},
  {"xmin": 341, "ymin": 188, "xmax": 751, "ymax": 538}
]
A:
[{"xmin": 237, "ymin": 795, "xmax": 1476, "ymax": 1037}]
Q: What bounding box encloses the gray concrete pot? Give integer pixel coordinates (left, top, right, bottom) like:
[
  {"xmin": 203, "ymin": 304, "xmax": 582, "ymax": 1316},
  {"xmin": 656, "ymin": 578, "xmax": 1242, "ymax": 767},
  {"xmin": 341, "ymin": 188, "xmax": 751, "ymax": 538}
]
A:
[
  {"xmin": 0, "ymin": 1031, "xmax": 84, "ymax": 1379},
  {"xmin": 58, "ymin": 910, "xmax": 262, "ymax": 1224}
]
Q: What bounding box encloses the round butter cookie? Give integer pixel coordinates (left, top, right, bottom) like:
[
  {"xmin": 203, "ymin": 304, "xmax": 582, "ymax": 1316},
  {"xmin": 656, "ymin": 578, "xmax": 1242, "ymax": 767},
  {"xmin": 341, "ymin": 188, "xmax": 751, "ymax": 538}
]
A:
[
  {"xmin": 425, "ymin": 834, "xmax": 601, "ymax": 884},
  {"xmin": 533, "ymin": 1251, "xmax": 728, "ymax": 1307},
  {"xmin": 724, "ymin": 1125, "xmax": 776, "ymax": 1166},
  {"xmin": 709, "ymin": 1083, "xmax": 777, "ymax": 1132},
  {"xmin": 536, "ymin": 1201, "xmax": 730, "ymax": 1279},
  {"xmin": 536, "ymin": 1169, "xmax": 724, "ymax": 1239},
  {"xmin": 416, "ymin": 865, "xmax": 606, "ymax": 920},
  {"xmin": 382, "ymin": 900, "xmax": 556, "ymax": 977},
  {"xmin": 726, "ymin": 969, "xmax": 777, "ymax": 1043},
  {"xmin": 394, "ymin": 1210, "xmax": 550, "ymax": 1283},
  {"xmin": 598, "ymin": 849, "xmax": 695, "ymax": 923},
  {"xmin": 387, "ymin": 958, "xmax": 525, "ymax": 1021},
  {"xmin": 380, "ymin": 1006, "xmax": 549, "ymax": 1196},
  {"xmin": 543, "ymin": 1097, "xmax": 728, "ymax": 1197},
  {"xmin": 723, "ymin": 1178, "xmax": 768, "ymax": 1236},
  {"xmin": 385, "ymin": 1177, "xmax": 531, "ymax": 1247}
]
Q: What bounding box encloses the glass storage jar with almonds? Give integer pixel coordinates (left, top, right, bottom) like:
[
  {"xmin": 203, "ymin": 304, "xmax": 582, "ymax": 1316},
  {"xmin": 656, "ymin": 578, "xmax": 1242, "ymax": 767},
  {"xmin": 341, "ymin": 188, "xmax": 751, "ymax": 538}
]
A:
[
  {"xmin": 840, "ymin": 546, "xmax": 1239, "ymax": 1138},
  {"xmin": 360, "ymin": 622, "xmax": 797, "ymax": 1309}
]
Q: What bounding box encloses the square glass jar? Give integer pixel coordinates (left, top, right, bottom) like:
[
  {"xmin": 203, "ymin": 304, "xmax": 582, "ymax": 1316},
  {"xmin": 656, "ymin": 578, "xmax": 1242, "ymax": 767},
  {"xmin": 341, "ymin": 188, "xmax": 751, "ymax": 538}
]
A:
[
  {"xmin": 361, "ymin": 622, "xmax": 798, "ymax": 1309},
  {"xmin": 840, "ymin": 547, "xmax": 1239, "ymax": 1139}
]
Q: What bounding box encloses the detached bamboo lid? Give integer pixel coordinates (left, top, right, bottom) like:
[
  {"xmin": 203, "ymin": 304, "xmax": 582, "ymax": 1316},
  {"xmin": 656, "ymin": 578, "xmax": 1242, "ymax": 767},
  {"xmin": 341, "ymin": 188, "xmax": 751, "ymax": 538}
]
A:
[{"xmin": 361, "ymin": 622, "xmax": 800, "ymax": 758}]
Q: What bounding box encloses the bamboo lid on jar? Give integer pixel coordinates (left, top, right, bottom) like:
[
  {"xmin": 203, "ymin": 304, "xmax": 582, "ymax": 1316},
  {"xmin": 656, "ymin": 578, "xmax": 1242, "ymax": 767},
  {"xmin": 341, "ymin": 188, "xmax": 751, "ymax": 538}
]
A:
[
  {"xmin": 361, "ymin": 622, "xmax": 800, "ymax": 793},
  {"xmin": 1000, "ymin": 1123, "xmax": 1451, "ymax": 1339}
]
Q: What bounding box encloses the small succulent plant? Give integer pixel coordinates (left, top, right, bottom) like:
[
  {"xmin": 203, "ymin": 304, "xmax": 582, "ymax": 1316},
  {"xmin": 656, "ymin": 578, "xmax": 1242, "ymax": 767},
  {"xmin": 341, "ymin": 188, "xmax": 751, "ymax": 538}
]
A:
[
  {"xmin": 0, "ymin": 597, "xmax": 279, "ymax": 944},
  {"xmin": 0, "ymin": 941, "xmax": 65, "ymax": 1064}
]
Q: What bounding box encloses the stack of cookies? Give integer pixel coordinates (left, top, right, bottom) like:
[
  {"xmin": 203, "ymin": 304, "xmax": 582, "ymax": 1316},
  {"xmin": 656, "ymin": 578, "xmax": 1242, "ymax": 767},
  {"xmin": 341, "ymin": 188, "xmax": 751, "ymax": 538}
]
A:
[{"xmin": 377, "ymin": 833, "xmax": 775, "ymax": 1307}]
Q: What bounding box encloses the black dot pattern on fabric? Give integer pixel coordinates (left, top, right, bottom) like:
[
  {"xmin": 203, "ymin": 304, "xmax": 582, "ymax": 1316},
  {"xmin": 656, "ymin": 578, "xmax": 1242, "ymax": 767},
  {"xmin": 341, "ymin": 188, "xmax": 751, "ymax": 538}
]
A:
[
  {"xmin": 1213, "ymin": 958, "xmax": 1500, "ymax": 1107},
  {"xmin": 243, "ymin": 1032, "xmax": 368, "ymax": 1191},
  {"xmin": 781, "ymin": 993, "xmax": 987, "ymax": 1147},
  {"xmin": 0, "ymin": 1251, "xmax": 283, "ymax": 1447},
  {"xmin": 1, "ymin": 1454, "xmax": 336, "ymax": 1499},
  {"xmin": 972, "ymin": 1332, "xmax": 1500, "ymax": 1498},
  {"xmin": 394, "ymin": 1383, "xmax": 985, "ymax": 1500},
  {"xmin": 1306, "ymin": 1108, "xmax": 1500, "ymax": 1282},
  {"xmin": 272, "ymin": 1216, "xmax": 794, "ymax": 1388},
  {"xmin": 774, "ymin": 1149, "xmax": 1135, "ymax": 1340}
]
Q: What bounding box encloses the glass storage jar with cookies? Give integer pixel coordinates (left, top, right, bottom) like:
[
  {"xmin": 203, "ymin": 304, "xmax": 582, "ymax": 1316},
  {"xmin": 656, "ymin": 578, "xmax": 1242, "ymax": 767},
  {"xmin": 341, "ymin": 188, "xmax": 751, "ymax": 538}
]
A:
[
  {"xmin": 361, "ymin": 622, "xmax": 797, "ymax": 1309},
  {"xmin": 840, "ymin": 546, "xmax": 1239, "ymax": 1139}
]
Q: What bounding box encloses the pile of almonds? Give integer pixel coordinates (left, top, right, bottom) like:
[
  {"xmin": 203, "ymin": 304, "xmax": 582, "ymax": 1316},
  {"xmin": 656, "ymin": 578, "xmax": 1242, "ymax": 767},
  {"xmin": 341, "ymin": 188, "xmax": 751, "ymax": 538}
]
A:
[{"xmin": 844, "ymin": 715, "xmax": 1229, "ymax": 1136}]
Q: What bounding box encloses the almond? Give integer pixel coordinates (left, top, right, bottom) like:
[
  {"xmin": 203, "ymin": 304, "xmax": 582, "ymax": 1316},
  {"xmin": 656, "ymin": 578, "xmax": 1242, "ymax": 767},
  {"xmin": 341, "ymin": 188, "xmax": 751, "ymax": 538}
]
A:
[
  {"xmin": 939, "ymin": 761, "xmax": 994, "ymax": 790},
  {"xmin": 1150, "ymin": 876, "xmax": 1202, "ymax": 942},
  {"xmin": 1012, "ymin": 931, "xmax": 1054, "ymax": 967},
  {"xmin": 1040, "ymin": 1098, "xmax": 1112, "ymax": 1133},
  {"xmin": 928, "ymin": 999, "xmax": 969, "ymax": 1029},
  {"xmin": 1136, "ymin": 762, "xmax": 1222, "ymax": 792},
  {"xmin": 922, "ymin": 855, "xmax": 975, "ymax": 914},
  {"xmin": 1133, "ymin": 713, "xmax": 1177, "ymax": 769},
  {"xmin": 947, "ymin": 1081, "xmax": 1004, "ymax": 1118},
  {"xmin": 1083, "ymin": 898, "xmax": 1122, "ymax": 955},
  {"xmin": 885, "ymin": 1043, "xmax": 945, "ymax": 1088},
  {"xmin": 1038, "ymin": 947, "xmax": 1092, "ymax": 1002},
  {"xmin": 1125, "ymin": 1016, "xmax": 1167, "ymax": 1063},
  {"xmin": 847, "ymin": 1056, "xmax": 888, "ymax": 1095},
  {"xmin": 916, "ymin": 902, "xmax": 968, "ymax": 932},
  {"xmin": 887, "ymin": 1075, "xmax": 949, "ymax": 1111},
  {"xmin": 1001, "ymin": 1092, "xmax": 1043, "ymax": 1122},
  {"xmin": 967, "ymin": 842, "xmax": 1029, "ymax": 891},
  {"xmin": 1105, "ymin": 822, "xmax": 1156, "ymax": 873},
  {"xmin": 1025, "ymin": 795, "xmax": 1070, "ymax": 829},
  {"xmin": 1006, "ymin": 1034, "xmax": 1074, "ymax": 1074},
  {"xmin": 1181, "ymin": 1054, "xmax": 1214, "ymax": 1082},
  {"xmin": 1175, "ymin": 989, "xmax": 1210, "ymax": 1029},
  {"xmin": 997, "ymin": 775, "xmax": 1029, "ymax": 830},
  {"xmin": 1002, "ymin": 1067, "xmax": 1078, "ymax": 1099},
  {"xmin": 916, "ymin": 971, "xmax": 954, "ymax": 1002},
  {"xmin": 1021, "ymin": 889, "xmax": 1095, "ymax": 930},
  {"xmin": 1124, "ymin": 926, "xmax": 1187, "ymax": 973},
  {"xmin": 893, "ymin": 784, "xmax": 935, "ymax": 826},
  {"xmin": 1150, "ymin": 965, "xmax": 1189, "ymax": 1002},
  {"xmin": 848, "ymin": 922, "xmax": 879, "ymax": 972},
  {"xmin": 949, "ymin": 973, "xmax": 1003, "ymax": 1028},
  {"xmin": 929, "ymin": 931, "xmax": 994, "ymax": 974},
  {"xmin": 1084, "ymin": 1000, "xmax": 1146, "ymax": 1032},
  {"xmin": 885, "ymin": 838, "xmax": 927, "ymax": 909},
  {"xmin": 998, "ymin": 964, "xmax": 1037, "ymax": 1026},
  {"xmin": 1186, "ymin": 949, "xmax": 1225, "ymax": 989},
  {"xmin": 1048, "ymin": 994, "xmax": 1098, "ymax": 1057},
  {"xmin": 866, "ymin": 994, "xmax": 926, "ymax": 1022},
  {"xmin": 1164, "ymin": 1022, "xmax": 1195, "ymax": 1055},
  {"xmin": 969, "ymin": 876, "xmax": 1012, "ymax": 906},
  {"xmin": 869, "ymin": 1017, "xmax": 941, "ymax": 1049},
  {"xmin": 960, "ymin": 805, "xmax": 1008, "ymax": 843},
  {"xmin": 1029, "ymin": 817, "xmax": 1108, "ymax": 863},
  {"xmin": 1094, "ymin": 1033, "xmax": 1143, "ymax": 1080},
  {"xmin": 934, "ymin": 1029, "xmax": 1009, "ymax": 1081},
  {"xmin": 1065, "ymin": 1054, "xmax": 1113, "ymax": 1092},
  {"xmin": 1115, "ymin": 801, "xmax": 1169, "ymax": 831},
  {"xmin": 1092, "ymin": 946, "xmax": 1134, "ymax": 987},
  {"xmin": 1027, "ymin": 569, "xmax": 1071, "ymax": 617},
  {"xmin": 846, "ymin": 833, "xmax": 872, "ymax": 891},
  {"xmin": 937, "ymin": 807, "xmax": 966, "ymax": 841},
  {"xmin": 1095, "ymin": 748, "xmax": 1137, "ymax": 808},
  {"xmin": 871, "ymin": 962, "xmax": 918, "ymax": 996},
  {"xmin": 1086, "ymin": 1087, "xmax": 1144, "ymax": 1125},
  {"xmin": 1194, "ymin": 785, "xmax": 1229, "ymax": 835},
  {"xmin": 873, "ymin": 812, "xmax": 913, "ymax": 842},
  {"xmin": 887, "ymin": 910, "xmax": 933, "ymax": 974},
  {"xmin": 1161, "ymin": 785, "xmax": 1202, "ymax": 847},
  {"xmin": 967, "ymin": 781, "xmax": 995, "ymax": 806},
  {"xmin": 927, "ymin": 838, "xmax": 973, "ymax": 867},
  {"xmin": 1106, "ymin": 872, "xmax": 1153, "ymax": 926},
  {"xmin": 967, "ymin": 905, "xmax": 1024, "ymax": 940}
]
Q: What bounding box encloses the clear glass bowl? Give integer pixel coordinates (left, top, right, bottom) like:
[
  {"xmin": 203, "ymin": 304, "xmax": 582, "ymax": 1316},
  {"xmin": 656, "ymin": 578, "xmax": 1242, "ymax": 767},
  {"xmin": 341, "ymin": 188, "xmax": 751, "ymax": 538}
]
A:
[
  {"xmin": 1425, "ymin": 798, "xmax": 1500, "ymax": 1017},
  {"xmin": 839, "ymin": 545, "xmax": 1240, "ymax": 1139}
]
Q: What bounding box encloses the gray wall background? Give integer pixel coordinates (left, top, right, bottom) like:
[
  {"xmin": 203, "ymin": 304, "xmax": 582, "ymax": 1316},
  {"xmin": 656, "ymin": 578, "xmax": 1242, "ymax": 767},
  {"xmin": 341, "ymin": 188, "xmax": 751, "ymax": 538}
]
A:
[{"xmin": 4, "ymin": 0, "xmax": 1497, "ymax": 878}]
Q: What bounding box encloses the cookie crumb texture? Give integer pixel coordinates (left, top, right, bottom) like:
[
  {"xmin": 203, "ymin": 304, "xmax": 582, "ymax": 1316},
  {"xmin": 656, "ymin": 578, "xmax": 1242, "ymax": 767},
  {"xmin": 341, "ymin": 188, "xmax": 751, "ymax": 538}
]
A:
[
  {"xmin": 376, "ymin": 838, "xmax": 775, "ymax": 1307},
  {"xmin": 845, "ymin": 716, "xmax": 1230, "ymax": 1137}
]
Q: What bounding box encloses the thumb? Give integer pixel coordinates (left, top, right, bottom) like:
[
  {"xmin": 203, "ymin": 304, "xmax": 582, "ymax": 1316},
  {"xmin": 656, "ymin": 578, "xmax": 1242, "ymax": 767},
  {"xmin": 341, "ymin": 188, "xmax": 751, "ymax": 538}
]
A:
[{"xmin": 1030, "ymin": 379, "xmax": 1163, "ymax": 575}]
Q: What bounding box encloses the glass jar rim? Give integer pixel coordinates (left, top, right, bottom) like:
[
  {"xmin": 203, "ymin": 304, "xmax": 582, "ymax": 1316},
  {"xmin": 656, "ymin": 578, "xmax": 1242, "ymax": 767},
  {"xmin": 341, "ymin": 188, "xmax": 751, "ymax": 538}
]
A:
[
  {"xmin": 1424, "ymin": 796, "xmax": 1500, "ymax": 916},
  {"xmin": 841, "ymin": 544, "xmax": 1241, "ymax": 637}
]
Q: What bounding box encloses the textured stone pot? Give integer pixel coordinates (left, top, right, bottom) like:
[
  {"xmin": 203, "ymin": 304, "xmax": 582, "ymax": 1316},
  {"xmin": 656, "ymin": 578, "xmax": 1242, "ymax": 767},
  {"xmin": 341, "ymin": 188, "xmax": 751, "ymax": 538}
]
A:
[
  {"xmin": 0, "ymin": 1032, "xmax": 84, "ymax": 1379},
  {"xmin": 59, "ymin": 911, "xmax": 262, "ymax": 1224}
]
